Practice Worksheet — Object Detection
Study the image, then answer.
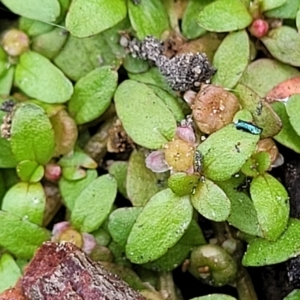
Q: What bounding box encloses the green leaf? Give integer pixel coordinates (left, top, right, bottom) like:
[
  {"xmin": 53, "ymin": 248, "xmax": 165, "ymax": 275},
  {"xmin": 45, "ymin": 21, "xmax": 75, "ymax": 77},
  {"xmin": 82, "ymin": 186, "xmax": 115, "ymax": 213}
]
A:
[
  {"xmin": 108, "ymin": 207, "xmax": 142, "ymax": 248},
  {"xmin": 108, "ymin": 161, "xmax": 128, "ymax": 199},
  {"xmin": 54, "ymin": 19, "xmax": 128, "ymax": 81},
  {"xmin": 0, "ymin": 253, "xmax": 21, "ymax": 293},
  {"xmin": 212, "ymin": 30, "xmax": 249, "ymax": 88},
  {"xmin": 115, "ymin": 80, "xmax": 177, "ymax": 149},
  {"xmin": 61, "ymin": 167, "xmax": 86, "ymax": 181},
  {"xmin": 261, "ymin": 0, "xmax": 286, "ymax": 11},
  {"xmin": 129, "ymin": 67, "xmax": 175, "ymax": 95},
  {"xmin": 19, "ymin": 17, "xmax": 53, "ymax": 37},
  {"xmin": 243, "ymin": 218, "xmax": 300, "ymax": 266},
  {"xmin": 142, "ymin": 220, "xmax": 206, "ymax": 272},
  {"xmin": 182, "ymin": 0, "xmax": 211, "ymax": 39},
  {"xmin": 127, "ymin": 150, "xmax": 165, "ymax": 206},
  {"xmin": 16, "ymin": 160, "xmax": 44, "ymax": 182},
  {"xmin": 168, "ymin": 173, "xmax": 199, "ymax": 196},
  {"xmin": 198, "ymin": 124, "xmax": 259, "ymax": 181},
  {"xmin": 59, "ymin": 169, "xmax": 98, "ymax": 210},
  {"xmin": 149, "ymin": 85, "xmax": 189, "ymax": 121},
  {"xmin": 284, "ymin": 290, "xmax": 300, "ymax": 300},
  {"xmin": 241, "ymin": 152, "xmax": 271, "ymax": 177},
  {"xmin": 123, "ymin": 54, "xmax": 149, "ymax": 74},
  {"xmin": 1, "ymin": 0, "xmax": 60, "ymax": 23},
  {"xmin": 126, "ymin": 188, "xmax": 193, "ymax": 264},
  {"xmin": 58, "ymin": 150, "xmax": 97, "ymax": 169},
  {"xmin": 2, "ymin": 182, "xmax": 46, "ymax": 226},
  {"xmin": 66, "ymin": 0, "xmax": 126, "ymax": 37},
  {"xmin": 127, "ymin": 0, "xmax": 170, "ymax": 40},
  {"xmin": 0, "ymin": 210, "xmax": 50, "ymax": 259},
  {"xmin": 92, "ymin": 227, "xmax": 111, "ymax": 247},
  {"xmin": 240, "ymin": 58, "xmax": 300, "ymax": 97},
  {"xmin": 189, "ymin": 295, "xmax": 237, "ymax": 300},
  {"xmin": 68, "ymin": 67, "xmax": 117, "ymax": 124},
  {"xmin": 15, "ymin": 51, "xmax": 73, "ymax": 103},
  {"xmin": 191, "ymin": 178, "xmax": 231, "ymax": 221},
  {"xmin": 286, "ymin": 94, "xmax": 300, "ymax": 135},
  {"xmin": 0, "ymin": 67, "xmax": 15, "ymax": 96},
  {"xmin": 261, "ymin": 26, "xmax": 300, "ymax": 67},
  {"xmin": 235, "ymin": 84, "xmax": 282, "ymax": 138},
  {"xmin": 0, "ymin": 47, "xmax": 8, "ymax": 77},
  {"xmin": 31, "ymin": 26, "xmax": 68, "ymax": 59},
  {"xmin": 297, "ymin": 10, "xmax": 300, "ymax": 31},
  {"xmin": 217, "ymin": 178, "xmax": 262, "ymax": 236},
  {"xmin": 71, "ymin": 174, "xmax": 117, "ymax": 232},
  {"xmin": 250, "ymin": 173, "xmax": 289, "ymax": 240},
  {"xmin": 198, "ymin": 0, "xmax": 252, "ymax": 32},
  {"xmin": 265, "ymin": 0, "xmax": 299, "ymax": 19},
  {"xmin": 272, "ymin": 101, "xmax": 300, "ymax": 153},
  {"xmin": 10, "ymin": 103, "xmax": 55, "ymax": 165}
]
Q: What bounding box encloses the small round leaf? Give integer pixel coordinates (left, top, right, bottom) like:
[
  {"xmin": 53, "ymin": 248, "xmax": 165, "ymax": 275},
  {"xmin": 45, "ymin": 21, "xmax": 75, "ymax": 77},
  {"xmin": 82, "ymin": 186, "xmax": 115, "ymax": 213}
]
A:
[
  {"xmin": 0, "ymin": 253, "xmax": 21, "ymax": 293},
  {"xmin": 66, "ymin": 0, "xmax": 126, "ymax": 38},
  {"xmin": 10, "ymin": 103, "xmax": 55, "ymax": 165},
  {"xmin": 217, "ymin": 178, "xmax": 262, "ymax": 236},
  {"xmin": 108, "ymin": 207, "xmax": 142, "ymax": 248},
  {"xmin": 59, "ymin": 169, "xmax": 98, "ymax": 211},
  {"xmin": 286, "ymin": 94, "xmax": 300, "ymax": 136},
  {"xmin": 128, "ymin": 0, "xmax": 170, "ymax": 40},
  {"xmin": 15, "ymin": 51, "xmax": 73, "ymax": 104},
  {"xmin": 191, "ymin": 178, "xmax": 231, "ymax": 221},
  {"xmin": 71, "ymin": 175, "xmax": 117, "ymax": 232},
  {"xmin": 68, "ymin": 67, "xmax": 118, "ymax": 124},
  {"xmin": 126, "ymin": 188, "xmax": 193, "ymax": 264},
  {"xmin": 16, "ymin": 160, "xmax": 44, "ymax": 182},
  {"xmin": 0, "ymin": 210, "xmax": 50, "ymax": 259},
  {"xmin": 240, "ymin": 58, "xmax": 299, "ymax": 97},
  {"xmin": 1, "ymin": 0, "xmax": 60, "ymax": 23},
  {"xmin": 115, "ymin": 80, "xmax": 177, "ymax": 149},
  {"xmin": 127, "ymin": 150, "xmax": 165, "ymax": 206},
  {"xmin": 261, "ymin": 26, "xmax": 300, "ymax": 67},
  {"xmin": 198, "ymin": 0, "xmax": 252, "ymax": 32},
  {"xmin": 243, "ymin": 218, "xmax": 300, "ymax": 266},
  {"xmin": 250, "ymin": 173, "xmax": 289, "ymax": 241},
  {"xmin": 198, "ymin": 124, "xmax": 259, "ymax": 181},
  {"xmin": 212, "ymin": 30, "xmax": 250, "ymax": 88},
  {"xmin": 272, "ymin": 101, "xmax": 300, "ymax": 153},
  {"xmin": 168, "ymin": 173, "xmax": 199, "ymax": 196},
  {"xmin": 2, "ymin": 182, "xmax": 46, "ymax": 226}
]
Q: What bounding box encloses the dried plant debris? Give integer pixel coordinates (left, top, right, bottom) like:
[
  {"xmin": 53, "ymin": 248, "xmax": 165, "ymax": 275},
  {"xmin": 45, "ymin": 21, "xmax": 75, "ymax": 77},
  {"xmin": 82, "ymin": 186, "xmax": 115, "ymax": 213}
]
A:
[
  {"xmin": 0, "ymin": 242, "xmax": 145, "ymax": 300},
  {"xmin": 121, "ymin": 35, "xmax": 216, "ymax": 91},
  {"xmin": 107, "ymin": 119, "xmax": 135, "ymax": 153},
  {"xmin": 0, "ymin": 99, "xmax": 15, "ymax": 113},
  {"xmin": 0, "ymin": 99, "xmax": 16, "ymax": 139}
]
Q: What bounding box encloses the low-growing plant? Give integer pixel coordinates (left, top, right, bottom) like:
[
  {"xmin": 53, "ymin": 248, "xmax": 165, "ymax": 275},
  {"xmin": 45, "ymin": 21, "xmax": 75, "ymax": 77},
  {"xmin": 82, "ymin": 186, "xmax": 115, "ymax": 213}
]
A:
[{"xmin": 1, "ymin": 0, "xmax": 300, "ymax": 299}]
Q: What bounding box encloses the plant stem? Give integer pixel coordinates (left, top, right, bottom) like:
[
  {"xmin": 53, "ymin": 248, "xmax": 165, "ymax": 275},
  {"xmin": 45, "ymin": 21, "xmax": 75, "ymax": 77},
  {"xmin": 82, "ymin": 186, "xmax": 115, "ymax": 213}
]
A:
[
  {"xmin": 236, "ymin": 266, "xmax": 258, "ymax": 300},
  {"xmin": 159, "ymin": 271, "xmax": 179, "ymax": 300}
]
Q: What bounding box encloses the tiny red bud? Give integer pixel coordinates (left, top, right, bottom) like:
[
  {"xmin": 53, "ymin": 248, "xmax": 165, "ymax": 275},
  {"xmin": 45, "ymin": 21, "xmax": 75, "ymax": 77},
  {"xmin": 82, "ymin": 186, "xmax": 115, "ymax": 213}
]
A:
[
  {"xmin": 45, "ymin": 163, "xmax": 61, "ymax": 181},
  {"xmin": 249, "ymin": 19, "xmax": 269, "ymax": 38}
]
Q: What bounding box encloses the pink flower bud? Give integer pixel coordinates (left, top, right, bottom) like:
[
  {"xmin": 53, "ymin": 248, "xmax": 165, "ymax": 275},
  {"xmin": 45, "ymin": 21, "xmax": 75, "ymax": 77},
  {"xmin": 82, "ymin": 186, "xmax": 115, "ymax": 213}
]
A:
[
  {"xmin": 145, "ymin": 150, "xmax": 170, "ymax": 173},
  {"xmin": 82, "ymin": 233, "xmax": 97, "ymax": 255},
  {"xmin": 249, "ymin": 19, "xmax": 269, "ymax": 38},
  {"xmin": 45, "ymin": 163, "xmax": 62, "ymax": 182}
]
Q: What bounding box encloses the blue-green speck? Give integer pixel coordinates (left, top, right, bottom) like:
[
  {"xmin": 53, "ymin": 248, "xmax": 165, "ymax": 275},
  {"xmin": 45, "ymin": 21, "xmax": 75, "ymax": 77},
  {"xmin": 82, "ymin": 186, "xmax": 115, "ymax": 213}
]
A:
[{"xmin": 234, "ymin": 120, "xmax": 262, "ymax": 135}]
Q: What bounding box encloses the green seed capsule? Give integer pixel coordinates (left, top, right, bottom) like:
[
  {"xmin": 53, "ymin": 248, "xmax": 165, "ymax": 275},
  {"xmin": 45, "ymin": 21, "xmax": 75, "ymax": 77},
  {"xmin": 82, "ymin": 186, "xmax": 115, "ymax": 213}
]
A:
[{"xmin": 234, "ymin": 119, "xmax": 262, "ymax": 135}]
